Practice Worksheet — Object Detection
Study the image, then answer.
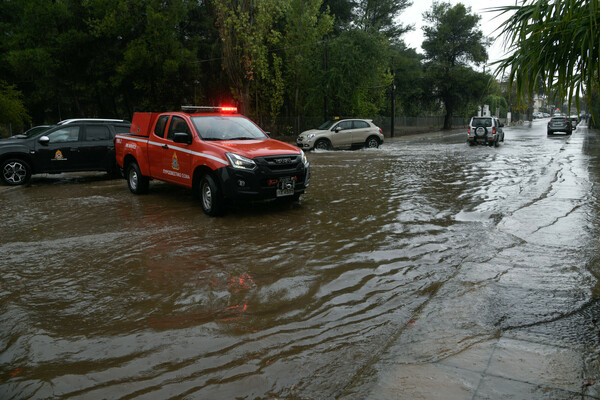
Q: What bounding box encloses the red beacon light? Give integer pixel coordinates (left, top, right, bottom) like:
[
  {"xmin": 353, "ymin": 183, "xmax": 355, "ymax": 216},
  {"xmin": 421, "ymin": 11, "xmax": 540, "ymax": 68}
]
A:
[
  {"xmin": 181, "ymin": 105, "xmax": 238, "ymax": 114},
  {"xmin": 220, "ymin": 106, "xmax": 238, "ymax": 113}
]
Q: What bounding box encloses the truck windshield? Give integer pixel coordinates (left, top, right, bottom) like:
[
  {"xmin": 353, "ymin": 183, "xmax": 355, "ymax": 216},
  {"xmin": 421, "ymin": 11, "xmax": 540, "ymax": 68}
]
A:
[{"xmin": 191, "ymin": 116, "xmax": 268, "ymax": 141}]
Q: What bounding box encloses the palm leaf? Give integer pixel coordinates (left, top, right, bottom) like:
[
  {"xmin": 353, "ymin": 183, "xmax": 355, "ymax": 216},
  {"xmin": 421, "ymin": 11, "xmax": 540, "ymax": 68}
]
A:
[{"xmin": 491, "ymin": 0, "xmax": 599, "ymax": 109}]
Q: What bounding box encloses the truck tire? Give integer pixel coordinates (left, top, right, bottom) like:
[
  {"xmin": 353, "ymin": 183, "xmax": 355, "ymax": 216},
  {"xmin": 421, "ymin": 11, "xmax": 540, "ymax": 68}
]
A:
[
  {"xmin": 127, "ymin": 161, "xmax": 149, "ymax": 194},
  {"xmin": 1, "ymin": 158, "xmax": 31, "ymax": 186},
  {"xmin": 199, "ymin": 174, "xmax": 224, "ymax": 216}
]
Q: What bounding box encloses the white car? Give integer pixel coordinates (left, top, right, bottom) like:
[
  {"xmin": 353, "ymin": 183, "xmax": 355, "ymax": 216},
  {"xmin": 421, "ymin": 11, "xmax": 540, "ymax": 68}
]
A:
[
  {"xmin": 296, "ymin": 119, "xmax": 384, "ymax": 151},
  {"xmin": 569, "ymin": 116, "xmax": 578, "ymax": 130}
]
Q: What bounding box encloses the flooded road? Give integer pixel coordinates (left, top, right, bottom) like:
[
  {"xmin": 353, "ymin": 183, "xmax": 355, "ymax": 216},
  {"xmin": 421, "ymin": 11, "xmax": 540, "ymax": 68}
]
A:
[{"xmin": 1, "ymin": 120, "xmax": 600, "ymax": 399}]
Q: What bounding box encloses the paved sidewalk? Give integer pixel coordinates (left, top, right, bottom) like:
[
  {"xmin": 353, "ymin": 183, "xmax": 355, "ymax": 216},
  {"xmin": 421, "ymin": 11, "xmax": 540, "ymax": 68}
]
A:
[{"xmin": 360, "ymin": 331, "xmax": 599, "ymax": 399}]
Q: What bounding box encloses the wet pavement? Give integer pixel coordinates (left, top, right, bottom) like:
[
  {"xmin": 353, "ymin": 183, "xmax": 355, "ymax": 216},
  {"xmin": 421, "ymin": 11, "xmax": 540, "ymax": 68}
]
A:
[{"xmin": 1, "ymin": 120, "xmax": 600, "ymax": 399}]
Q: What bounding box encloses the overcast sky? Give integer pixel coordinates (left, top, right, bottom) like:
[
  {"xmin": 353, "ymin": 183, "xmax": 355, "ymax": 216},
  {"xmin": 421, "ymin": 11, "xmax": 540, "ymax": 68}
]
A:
[{"xmin": 398, "ymin": 0, "xmax": 517, "ymax": 64}]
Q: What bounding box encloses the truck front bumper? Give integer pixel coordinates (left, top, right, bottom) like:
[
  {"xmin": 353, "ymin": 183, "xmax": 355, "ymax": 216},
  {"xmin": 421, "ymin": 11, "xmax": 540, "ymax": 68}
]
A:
[{"xmin": 215, "ymin": 161, "xmax": 310, "ymax": 202}]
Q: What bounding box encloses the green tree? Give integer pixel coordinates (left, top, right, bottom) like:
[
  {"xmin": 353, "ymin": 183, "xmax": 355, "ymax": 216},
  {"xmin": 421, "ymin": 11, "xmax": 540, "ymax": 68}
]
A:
[
  {"xmin": 4, "ymin": 0, "xmax": 210, "ymax": 122},
  {"xmin": 354, "ymin": 0, "xmax": 412, "ymax": 39},
  {"xmin": 213, "ymin": 0, "xmax": 286, "ymax": 119},
  {"xmin": 325, "ymin": 29, "xmax": 393, "ymax": 117},
  {"xmin": 89, "ymin": 0, "xmax": 200, "ymax": 113},
  {"xmin": 5, "ymin": 0, "xmax": 88, "ymax": 122},
  {"xmin": 390, "ymin": 44, "xmax": 424, "ymax": 116},
  {"xmin": 0, "ymin": 82, "xmax": 30, "ymax": 137},
  {"xmin": 421, "ymin": 1, "xmax": 489, "ymax": 129},
  {"xmin": 321, "ymin": 0, "xmax": 355, "ymax": 33},
  {"xmin": 282, "ymin": 0, "xmax": 333, "ymax": 126},
  {"xmin": 494, "ymin": 0, "xmax": 599, "ymax": 117}
]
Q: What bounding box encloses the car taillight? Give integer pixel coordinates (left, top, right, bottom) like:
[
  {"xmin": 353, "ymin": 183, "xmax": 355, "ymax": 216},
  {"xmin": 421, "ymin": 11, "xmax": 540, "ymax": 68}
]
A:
[
  {"xmin": 379, "ymin": 128, "xmax": 383, "ymax": 134},
  {"xmin": 468, "ymin": 127, "xmax": 471, "ymax": 134},
  {"xmin": 492, "ymin": 127, "xmax": 496, "ymax": 134}
]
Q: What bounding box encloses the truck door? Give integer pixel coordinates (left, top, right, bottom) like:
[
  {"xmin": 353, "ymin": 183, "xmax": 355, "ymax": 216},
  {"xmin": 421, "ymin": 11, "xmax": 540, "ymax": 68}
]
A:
[
  {"xmin": 162, "ymin": 116, "xmax": 194, "ymax": 186},
  {"xmin": 148, "ymin": 115, "xmax": 170, "ymax": 181},
  {"xmin": 34, "ymin": 125, "xmax": 82, "ymax": 172}
]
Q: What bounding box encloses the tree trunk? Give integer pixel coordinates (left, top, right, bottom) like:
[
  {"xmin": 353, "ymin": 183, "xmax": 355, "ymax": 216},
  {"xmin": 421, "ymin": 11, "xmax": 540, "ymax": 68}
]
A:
[{"xmin": 443, "ymin": 103, "xmax": 453, "ymax": 130}]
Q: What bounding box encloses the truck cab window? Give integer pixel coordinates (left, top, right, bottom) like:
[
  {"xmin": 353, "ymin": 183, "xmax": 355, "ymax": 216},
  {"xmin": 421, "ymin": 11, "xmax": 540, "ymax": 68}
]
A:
[
  {"xmin": 154, "ymin": 115, "xmax": 169, "ymax": 138},
  {"xmin": 167, "ymin": 116, "xmax": 190, "ymax": 141}
]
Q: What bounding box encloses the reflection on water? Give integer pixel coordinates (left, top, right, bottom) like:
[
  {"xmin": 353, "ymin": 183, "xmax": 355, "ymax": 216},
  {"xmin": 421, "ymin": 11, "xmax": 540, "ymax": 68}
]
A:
[{"xmin": 1, "ymin": 127, "xmax": 600, "ymax": 398}]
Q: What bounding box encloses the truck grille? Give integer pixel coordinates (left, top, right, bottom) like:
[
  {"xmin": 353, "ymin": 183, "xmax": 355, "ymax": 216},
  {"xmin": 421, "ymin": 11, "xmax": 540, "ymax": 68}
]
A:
[{"xmin": 255, "ymin": 155, "xmax": 302, "ymax": 172}]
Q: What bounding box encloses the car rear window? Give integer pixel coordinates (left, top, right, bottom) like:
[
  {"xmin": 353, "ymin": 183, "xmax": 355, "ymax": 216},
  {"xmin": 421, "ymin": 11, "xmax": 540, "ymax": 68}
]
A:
[
  {"xmin": 471, "ymin": 118, "xmax": 492, "ymax": 127},
  {"xmin": 551, "ymin": 117, "xmax": 566, "ymax": 122}
]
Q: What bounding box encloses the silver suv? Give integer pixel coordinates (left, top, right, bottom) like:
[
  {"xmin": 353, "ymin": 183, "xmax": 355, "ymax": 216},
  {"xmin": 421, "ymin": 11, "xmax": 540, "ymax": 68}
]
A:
[
  {"xmin": 296, "ymin": 119, "xmax": 384, "ymax": 151},
  {"xmin": 467, "ymin": 116, "xmax": 504, "ymax": 147}
]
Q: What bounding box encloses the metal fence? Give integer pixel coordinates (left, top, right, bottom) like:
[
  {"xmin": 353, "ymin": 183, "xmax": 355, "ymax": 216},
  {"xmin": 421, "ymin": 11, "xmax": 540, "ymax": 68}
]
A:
[
  {"xmin": 260, "ymin": 115, "xmax": 469, "ymax": 138},
  {"xmin": 1, "ymin": 115, "xmax": 470, "ymax": 140}
]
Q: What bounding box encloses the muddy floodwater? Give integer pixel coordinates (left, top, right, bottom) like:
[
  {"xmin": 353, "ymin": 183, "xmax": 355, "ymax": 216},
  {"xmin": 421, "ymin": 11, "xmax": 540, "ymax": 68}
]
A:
[{"xmin": 2, "ymin": 120, "xmax": 600, "ymax": 399}]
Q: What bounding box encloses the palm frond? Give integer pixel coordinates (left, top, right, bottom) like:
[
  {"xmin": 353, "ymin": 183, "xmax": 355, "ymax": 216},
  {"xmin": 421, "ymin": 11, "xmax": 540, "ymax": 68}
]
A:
[{"xmin": 492, "ymin": 0, "xmax": 599, "ymax": 108}]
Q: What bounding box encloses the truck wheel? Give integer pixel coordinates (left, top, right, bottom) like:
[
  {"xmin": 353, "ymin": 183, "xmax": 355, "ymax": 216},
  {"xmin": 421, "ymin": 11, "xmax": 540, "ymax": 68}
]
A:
[
  {"xmin": 127, "ymin": 162, "xmax": 149, "ymax": 194},
  {"xmin": 1, "ymin": 158, "xmax": 31, "ymax": 186},
  {"xmin": 365, "ymin": 136, "xmax": 380, "ymax": 148},
  {"xmin": 199, "ymin": 174, "xmax": 224, "ymax": 216}
]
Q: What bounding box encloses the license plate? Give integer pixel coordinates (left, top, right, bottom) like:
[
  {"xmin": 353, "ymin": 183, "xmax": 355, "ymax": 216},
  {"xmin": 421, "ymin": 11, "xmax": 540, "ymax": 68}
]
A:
[{"xmin": 276, "ymin": 177, "xmax": 295, "ymax": 197}]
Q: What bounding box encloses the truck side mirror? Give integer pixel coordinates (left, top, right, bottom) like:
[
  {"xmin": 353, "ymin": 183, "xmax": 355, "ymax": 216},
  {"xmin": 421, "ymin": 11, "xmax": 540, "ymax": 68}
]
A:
[{"xmin": 173, "ymin": 132, "xmax": 192, "ymax": 145}]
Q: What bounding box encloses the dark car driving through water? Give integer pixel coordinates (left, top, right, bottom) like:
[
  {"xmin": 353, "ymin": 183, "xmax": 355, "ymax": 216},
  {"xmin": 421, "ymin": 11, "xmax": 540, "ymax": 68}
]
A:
[{"xmin": 547, "ymin": 116, "xmax": 572, "ymax": 136}]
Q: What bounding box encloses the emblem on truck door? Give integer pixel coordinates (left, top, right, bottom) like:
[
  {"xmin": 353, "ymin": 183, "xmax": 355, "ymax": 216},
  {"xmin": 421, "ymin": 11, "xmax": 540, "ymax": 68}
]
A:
[{"xmin": 172, "ymin": 152, "xmax": 179, "ymax": 170}]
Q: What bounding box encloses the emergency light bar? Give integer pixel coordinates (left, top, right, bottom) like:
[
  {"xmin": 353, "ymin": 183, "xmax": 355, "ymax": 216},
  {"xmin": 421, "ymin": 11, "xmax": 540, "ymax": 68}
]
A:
[{"xmin": 181, "ymin": 106, "xmax": 238, "ymax": 113}]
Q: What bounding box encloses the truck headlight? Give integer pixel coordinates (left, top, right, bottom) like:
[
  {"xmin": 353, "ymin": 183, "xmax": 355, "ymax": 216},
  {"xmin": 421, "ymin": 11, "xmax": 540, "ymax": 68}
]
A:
[
  {"xmin": 301, "ymin": 150, "xmax": 309, "ymax": 167},
  {"xmin": 226, "ymin": 153, "xmax": 256, "ymax": 170}
]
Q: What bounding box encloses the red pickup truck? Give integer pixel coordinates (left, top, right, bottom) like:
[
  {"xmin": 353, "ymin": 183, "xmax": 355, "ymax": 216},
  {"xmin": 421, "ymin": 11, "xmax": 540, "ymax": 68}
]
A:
[{"xmin": 115, "ymin": 107, "xmax": 310, "ymax": 216}]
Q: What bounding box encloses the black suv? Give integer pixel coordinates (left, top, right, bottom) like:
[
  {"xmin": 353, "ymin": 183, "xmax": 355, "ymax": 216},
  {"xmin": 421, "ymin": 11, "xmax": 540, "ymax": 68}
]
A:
[{"xmin": 1, "ymin": 119, "xmax": 130, "ymax": 185}]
